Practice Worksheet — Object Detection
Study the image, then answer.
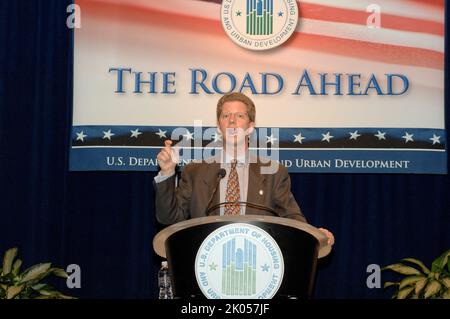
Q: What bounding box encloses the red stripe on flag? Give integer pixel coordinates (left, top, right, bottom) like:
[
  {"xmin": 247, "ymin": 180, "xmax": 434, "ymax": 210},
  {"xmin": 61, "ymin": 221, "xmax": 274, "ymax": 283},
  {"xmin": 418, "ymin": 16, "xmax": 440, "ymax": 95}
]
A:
[
  {"xmin": 405, "ymin": 0, "xmax": 445, "ymax": 8},
  {"xmin": 288, "ymin": 32, "xmax": 444, "ymax": 70},
  {"xmin": 298, "ymin": 3, "xmax": 444, "ymax": 36}
]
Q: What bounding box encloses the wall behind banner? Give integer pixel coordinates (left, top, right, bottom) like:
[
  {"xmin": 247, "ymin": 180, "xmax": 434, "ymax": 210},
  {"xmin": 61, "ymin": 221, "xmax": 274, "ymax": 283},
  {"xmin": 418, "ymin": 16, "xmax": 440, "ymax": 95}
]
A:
[{"xmin": 0, "ymin": 0, "xmax": 448, "ymax": 299}]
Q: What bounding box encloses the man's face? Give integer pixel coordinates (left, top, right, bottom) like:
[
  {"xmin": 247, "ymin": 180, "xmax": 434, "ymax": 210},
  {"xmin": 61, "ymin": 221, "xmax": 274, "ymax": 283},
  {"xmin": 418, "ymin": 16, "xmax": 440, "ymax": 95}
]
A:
[{"xmin": 218, "ymin": 101, "xmax": 255, "ymax": 147}]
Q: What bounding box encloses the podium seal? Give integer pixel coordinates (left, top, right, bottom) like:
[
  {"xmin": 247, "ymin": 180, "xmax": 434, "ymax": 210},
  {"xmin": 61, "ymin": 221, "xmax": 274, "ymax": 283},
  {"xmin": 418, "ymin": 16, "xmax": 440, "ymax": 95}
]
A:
[{"xmin": 195, "ymin": 223, "xmax": 284, "ymax": 299}]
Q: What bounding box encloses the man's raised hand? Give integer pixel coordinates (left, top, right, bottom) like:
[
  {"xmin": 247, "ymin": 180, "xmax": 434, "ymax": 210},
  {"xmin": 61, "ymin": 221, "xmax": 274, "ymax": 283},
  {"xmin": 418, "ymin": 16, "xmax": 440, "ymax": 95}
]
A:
[{"xmin": 156, "ymin": 140, "xmax": 178, "ymax": 175}]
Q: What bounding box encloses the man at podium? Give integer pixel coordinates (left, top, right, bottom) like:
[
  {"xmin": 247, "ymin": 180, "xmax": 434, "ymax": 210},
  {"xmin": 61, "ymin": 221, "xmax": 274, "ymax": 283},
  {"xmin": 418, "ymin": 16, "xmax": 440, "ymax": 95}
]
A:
[{"xmin": 154, "ymin": 92, "xmax": 334, "ymax": 245}]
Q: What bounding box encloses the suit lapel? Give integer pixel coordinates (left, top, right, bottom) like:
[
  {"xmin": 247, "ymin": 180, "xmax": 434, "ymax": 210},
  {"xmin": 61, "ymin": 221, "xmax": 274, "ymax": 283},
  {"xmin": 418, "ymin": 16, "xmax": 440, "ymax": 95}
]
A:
[
  {"xmin": 247, "ymin": 161, "xmax": 266, "ymax": 204},
  {"xmin": 202, "ymin": 162, "xmax": 221, "ymax": 206}
]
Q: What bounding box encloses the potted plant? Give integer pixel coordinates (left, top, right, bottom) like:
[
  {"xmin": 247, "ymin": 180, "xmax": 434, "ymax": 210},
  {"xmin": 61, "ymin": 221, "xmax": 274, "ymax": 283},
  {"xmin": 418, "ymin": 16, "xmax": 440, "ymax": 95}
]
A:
[
  {"xmin": 0, "ymin": 247, "xmax": 75, "ymax": 299},
  {"xmin": 382, "ymin": 249, "xmax": 450, "ymax": 299}
]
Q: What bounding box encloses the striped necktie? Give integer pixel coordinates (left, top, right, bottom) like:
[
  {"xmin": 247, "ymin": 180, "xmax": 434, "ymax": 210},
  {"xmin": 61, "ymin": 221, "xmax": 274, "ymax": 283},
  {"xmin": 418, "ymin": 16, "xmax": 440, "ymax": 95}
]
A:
[{"xmin": 224, "ymin": 160, "xmax": 240, "ymax": 215}]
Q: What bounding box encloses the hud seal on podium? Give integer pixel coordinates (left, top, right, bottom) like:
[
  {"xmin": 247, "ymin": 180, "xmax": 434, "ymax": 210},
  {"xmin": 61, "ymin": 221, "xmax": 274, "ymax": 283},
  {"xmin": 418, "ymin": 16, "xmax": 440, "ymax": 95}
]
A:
[{"xmin": 195, "ymin": 223, "xmax": 284, "ymax": 299}]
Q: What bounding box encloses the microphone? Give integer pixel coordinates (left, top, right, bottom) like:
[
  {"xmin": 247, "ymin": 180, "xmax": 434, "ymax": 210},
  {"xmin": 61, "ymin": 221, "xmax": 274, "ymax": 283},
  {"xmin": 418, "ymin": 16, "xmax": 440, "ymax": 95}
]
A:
[
  {"xmin": 204, "ymin": 168, "xmax": 227, "ymax": 216},
  {"xmin": 205, "ymin": 200, "xmax": 279, "ymax": 217}
]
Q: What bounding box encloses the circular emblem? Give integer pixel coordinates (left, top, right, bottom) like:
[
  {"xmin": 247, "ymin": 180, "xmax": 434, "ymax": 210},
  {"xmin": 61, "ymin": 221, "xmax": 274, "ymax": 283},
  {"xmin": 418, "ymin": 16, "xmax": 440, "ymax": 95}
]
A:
[
  {"xmin": 221, "ymin": 0, "xmax": 299, "ymax": 51},
  {"xmin": 195, "ymin": 223, "xmax": 284, "ymax": 299}
]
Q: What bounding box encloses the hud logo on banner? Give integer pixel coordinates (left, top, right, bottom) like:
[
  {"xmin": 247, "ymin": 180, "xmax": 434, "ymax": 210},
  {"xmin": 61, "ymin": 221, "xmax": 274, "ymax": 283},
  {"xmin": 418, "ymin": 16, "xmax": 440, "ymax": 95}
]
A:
[
  {"xmin": 221, "ymin": 0, "xmax": 299, "ymax": 50},
  {"xmin": 195, "ymin": 223, "xmax": 284, "ymax": 299}
]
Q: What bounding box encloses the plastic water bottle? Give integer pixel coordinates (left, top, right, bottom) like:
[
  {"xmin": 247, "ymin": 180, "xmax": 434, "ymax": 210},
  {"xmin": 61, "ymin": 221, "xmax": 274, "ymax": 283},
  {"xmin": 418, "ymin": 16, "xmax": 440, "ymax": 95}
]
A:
[{"xmin": 158, "ymin": 261, "xmax": 173, "ymax": 299}]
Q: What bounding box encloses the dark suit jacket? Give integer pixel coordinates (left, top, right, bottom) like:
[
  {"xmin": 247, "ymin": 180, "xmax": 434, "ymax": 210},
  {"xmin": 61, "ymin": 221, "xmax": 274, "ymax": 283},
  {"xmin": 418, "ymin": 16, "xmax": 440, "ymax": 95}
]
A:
[{"xmin": 154, "ymin": 159, "xmax": 307, "ymax": 225}]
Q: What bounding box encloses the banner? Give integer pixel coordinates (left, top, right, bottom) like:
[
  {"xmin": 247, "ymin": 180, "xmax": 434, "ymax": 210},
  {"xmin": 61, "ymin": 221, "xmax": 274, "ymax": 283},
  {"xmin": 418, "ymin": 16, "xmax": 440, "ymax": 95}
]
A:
[{"xmin": 70, "ymin": 0, "xmax": 446, "ymax": 173}]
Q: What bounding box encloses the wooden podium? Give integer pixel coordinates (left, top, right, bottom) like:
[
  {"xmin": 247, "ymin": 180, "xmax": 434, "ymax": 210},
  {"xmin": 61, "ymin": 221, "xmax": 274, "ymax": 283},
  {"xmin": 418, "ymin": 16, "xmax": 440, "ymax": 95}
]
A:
[{"xmin": 153, "ymin": 215, "xmax": 331, "ymax": 299}]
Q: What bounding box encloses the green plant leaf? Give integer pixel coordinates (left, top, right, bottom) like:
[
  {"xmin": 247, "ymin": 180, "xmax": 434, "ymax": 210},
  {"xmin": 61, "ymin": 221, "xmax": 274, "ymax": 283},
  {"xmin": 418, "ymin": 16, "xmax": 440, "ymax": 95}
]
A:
[
  {"xmin": 0, "ymin": 250, "xmax": 74, "ymax": 299},
  {"xmin": 6, "ymin": 284, "xmax": 24, "ymax": 299},
  {"xmin": 50, "ymin": 268, "xmax": 68, "ymax": 278},
  {"xmin": 18, "ymin": 263, "xmax": 51, "ymax": 284},
  {"xmin": 415, "ymin": 277, "xmax": 428, "ymax": 295},
  {"xmin": 382, "ymin": 263, "xmax": 421, "ymax": 276},
  {"xmin": 2, "ymin": 247, "xmax": 18, "ymax": 276},
  {"xmin": 31, "ymin": 283, "xmax": 48, "ymax": 291},
  {"xmin": 431, "ymin": 250, "xmax": 450, "ymax": 273},
  {"xmin": 57, "ymin": 293, "xmax": 77, "ymax": 299},
  {"xmin": 34, "ymin": 295, "xmax": 53, "ymax": 299},
  {"xmin": 12, "ymin": 259, "xmax": 22, "ymax": 276},
  {"xmin": 397, "ymin": 286, "xmax": 415, "ymax": 299},
  {"xmin": 423, "ymin": 279, "xmax": 441, "ymax": 299},
  {"xmin": 399, "ymin": 275, "xmax": 425, "ymax": 290},
  {"xmin": 383, "ymin": 281, "xmax": 399, "ymax": 289},
  {"xmin": 441, "ymin": 277, "xmax": 450, "ymax": 289},
  {"xmin": 38, "ymin": 289, "xmax": 55, "ymax": 296},
  {"xmin": 0, "ymin": 272, "xmax": 16, "ymax": 285},
  {"xmin": 401, "ymin": 258, "xmax": 430, "ymax": 275},
  {"xmin": 443, "ymin": 290, "xmax": 450, "ymax": 299},
  {"xmin": 38, "ymin": 290, "xmax": 76, "ymax": 299}
]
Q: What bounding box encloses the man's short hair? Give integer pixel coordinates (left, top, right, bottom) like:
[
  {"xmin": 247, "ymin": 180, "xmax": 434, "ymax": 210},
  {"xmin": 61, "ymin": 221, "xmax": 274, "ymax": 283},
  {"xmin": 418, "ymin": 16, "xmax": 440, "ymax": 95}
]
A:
[{"xmin": 216, "ymin": 92, "xmax": 256, "ymax": 123}]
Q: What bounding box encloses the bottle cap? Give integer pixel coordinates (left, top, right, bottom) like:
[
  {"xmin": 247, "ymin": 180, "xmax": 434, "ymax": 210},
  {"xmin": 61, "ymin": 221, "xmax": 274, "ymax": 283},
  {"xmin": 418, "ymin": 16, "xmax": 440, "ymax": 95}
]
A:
[{"xmin": 162, "ymin": 261, "xmax": 168, "ymax": 267}]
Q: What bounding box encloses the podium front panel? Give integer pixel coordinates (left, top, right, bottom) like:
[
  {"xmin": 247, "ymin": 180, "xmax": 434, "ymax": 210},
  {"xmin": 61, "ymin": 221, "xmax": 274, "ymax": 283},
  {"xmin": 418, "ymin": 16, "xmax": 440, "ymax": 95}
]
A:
[{"xmin": 165, "ymin": 220, "xmax": 319, "ymax": 299}]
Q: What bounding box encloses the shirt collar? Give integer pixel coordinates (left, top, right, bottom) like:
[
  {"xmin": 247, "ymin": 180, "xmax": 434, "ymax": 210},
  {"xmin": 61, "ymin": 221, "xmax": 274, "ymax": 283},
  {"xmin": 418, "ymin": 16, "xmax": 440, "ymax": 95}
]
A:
[{"xmin": 221, "ymin": 150, "xmax": 248, "ymax": 165}]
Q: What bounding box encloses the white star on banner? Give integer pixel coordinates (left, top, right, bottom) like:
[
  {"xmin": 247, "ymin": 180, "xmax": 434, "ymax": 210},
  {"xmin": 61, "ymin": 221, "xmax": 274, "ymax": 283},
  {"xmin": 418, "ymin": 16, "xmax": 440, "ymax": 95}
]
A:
[
  {"xmin": 183, "ymin": 130, "xmax": 194, "ymax": 141},
  {"xmin": 374, "ymin": 131, "xmax": 386, "ymax": 140},
  {"xmin": 349, "ymin": 130, "xmax": 361, "ymax": 140},
  {"xmin": 429, "ymin": 134, "xmax": 441, "ymax": 145},
  {"xmin": 293, "ymin": 133, "xmax": 306, "ymax": 144},
  {"xmin": 155, "ymin": 129, "xmax": 167, "ymax": 139},
  {"xmin": 266, "ymin": 134, "xmax": 278, "ymax": 145},
  {"xmin": 402, "ymin": 132, "xmax": 414, "ymax": 143},
  {"xmin": 103, "ymin": 129, "xmax": 115, "ymax": 140},
  {"xmin": 76, "ymin": 131, "xmax": 87, "ymax": 142},
  {"xmin": 321, "ymin": 132, "xmax": 334, "ymax": 143},
  {"xmin": 130, "ymin": 128, "xmax": 142, "ymax": 138}
]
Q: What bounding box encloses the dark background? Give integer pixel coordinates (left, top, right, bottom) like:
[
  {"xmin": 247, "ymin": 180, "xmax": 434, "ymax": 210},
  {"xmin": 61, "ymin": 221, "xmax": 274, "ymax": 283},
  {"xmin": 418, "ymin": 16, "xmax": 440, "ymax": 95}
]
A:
[{"xmin": 0, "ymin": 0, "xmax": 448, "ymax": 299}]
